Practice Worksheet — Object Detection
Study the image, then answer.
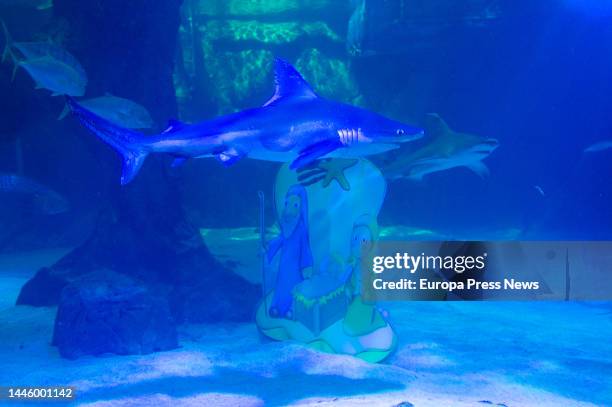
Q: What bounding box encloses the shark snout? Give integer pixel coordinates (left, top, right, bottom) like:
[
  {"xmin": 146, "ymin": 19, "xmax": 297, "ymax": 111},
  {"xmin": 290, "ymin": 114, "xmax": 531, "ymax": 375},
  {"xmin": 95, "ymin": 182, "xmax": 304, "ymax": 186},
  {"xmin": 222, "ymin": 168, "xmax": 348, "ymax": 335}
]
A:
[
  {"xmin": 476, "ymin": 138, "xmax": 499, "ymax": 154},
  {"xmin": 376, "ymin": 128, "xmax": 424, "ymax": 143},
  {"xmin": 395, "ymin": 130, "xmax": 424, "ymax": 142}
]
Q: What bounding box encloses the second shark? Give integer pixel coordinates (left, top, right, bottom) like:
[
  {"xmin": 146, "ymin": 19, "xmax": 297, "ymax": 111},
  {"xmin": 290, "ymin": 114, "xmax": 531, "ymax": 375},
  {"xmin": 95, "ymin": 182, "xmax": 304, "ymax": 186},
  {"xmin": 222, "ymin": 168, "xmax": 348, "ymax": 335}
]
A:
[{"xmin": 383, "ymin": 113, "xmax": 499, "ymax": 181}]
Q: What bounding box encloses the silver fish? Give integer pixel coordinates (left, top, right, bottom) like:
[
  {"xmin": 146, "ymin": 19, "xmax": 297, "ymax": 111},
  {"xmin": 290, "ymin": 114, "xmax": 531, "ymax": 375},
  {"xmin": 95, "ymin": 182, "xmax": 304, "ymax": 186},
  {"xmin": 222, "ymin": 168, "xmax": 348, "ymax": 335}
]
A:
[
  {"xmin": 18, "ymin": 56, "xmax": 86, "ymax": 96},
  {"xmin": 12, "ymin": 41, "xmax": 86, "ymax": 79},
  {"xmin": 2, "ymin": 20, "xmax": 87, "ymax": 95},
  {"xmin": 59, "ymin": 94, "xmax": 154, "ymax": 129},
  {"xmin": 347, "ymin": 0, "xmax": 367, "ymax": 56}
]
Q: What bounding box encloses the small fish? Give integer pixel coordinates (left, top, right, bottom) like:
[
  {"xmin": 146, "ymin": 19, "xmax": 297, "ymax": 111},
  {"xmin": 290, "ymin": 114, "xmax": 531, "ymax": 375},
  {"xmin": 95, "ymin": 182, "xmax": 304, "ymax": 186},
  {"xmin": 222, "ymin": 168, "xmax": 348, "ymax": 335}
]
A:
[
  {"xmin": 18, "ymin": 56, "xmax": 86, "ymax": 96},
  {"xmin": 1, "ymin": 19, "xmax": 18, "ymax": 78},
  {"xmin": 12, "ymin": 42, "xmax": 86, "ymax": 79},
  {"xmin": 0, "ymin": 173, "xmax": 69, "ymax": 214},
  {"xmin": 59, "ymin": 94, "xmax": 154, "ymax": 129},
  {"xmin": 2, "ymin": 20, "xmax": 87, "ymax": 95},
  {"xmin": 534, "ymin": 185, "xmax": 546, "ymax": 197},
  {"xmin": 347, "ymin": 0, "xmax": 367, "ymax": 56},
  {"xmin": 584, "ymin": 140, "xmax": 612, "ymax": 153},
  {"xmin": 383, "ymin": 114, "xmax": 499, "ymax": 181}
]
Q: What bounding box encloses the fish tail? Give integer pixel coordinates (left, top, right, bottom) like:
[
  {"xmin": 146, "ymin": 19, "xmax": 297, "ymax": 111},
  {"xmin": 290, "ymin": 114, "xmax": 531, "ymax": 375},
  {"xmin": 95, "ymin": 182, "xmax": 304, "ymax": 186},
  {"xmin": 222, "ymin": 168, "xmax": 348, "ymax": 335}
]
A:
[
  {"xmin": 36, "ymin": 0, "xmax": 53, "ymax": 10},
  {"xmin": 1, "ymin": 19, "xmax": 11, "ymax": 63},
  {"xmin": 66, "ymin": 96, "xmax": 150, "ymax": 185},
  {"xmin": 58, "ymin": 103, "xmax": 70, "ymax": 120},
  {"xmin": 1, "ymin": 20, "xmax": 19, "ymax": 80}
]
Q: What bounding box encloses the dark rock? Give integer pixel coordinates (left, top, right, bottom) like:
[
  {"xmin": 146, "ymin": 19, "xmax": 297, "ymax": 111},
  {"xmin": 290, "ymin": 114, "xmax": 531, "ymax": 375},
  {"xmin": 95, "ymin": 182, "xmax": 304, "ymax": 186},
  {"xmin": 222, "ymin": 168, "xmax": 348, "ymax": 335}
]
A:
[
  {"xmin": 16, "ymin": 267, "xmax": 69, "ymax": 307},
  {"xmin": 169, "ymin": 270, "xmax": 260, "ymax": 324},
  {"xmin": 52, "ymin": 270, "xmax": 178, "ymax": 359},
  {"xmin": 16, "ymin": 227, "xmax": 261, "ymax": 324}
]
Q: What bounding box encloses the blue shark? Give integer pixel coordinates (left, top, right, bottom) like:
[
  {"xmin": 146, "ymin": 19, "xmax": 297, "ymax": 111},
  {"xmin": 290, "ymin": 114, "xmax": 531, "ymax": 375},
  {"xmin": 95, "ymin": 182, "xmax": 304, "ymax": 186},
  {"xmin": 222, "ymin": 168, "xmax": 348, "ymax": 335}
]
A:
[{"xmin": 67, "ymin": 58, "xmax": 423, "ymax": 184}]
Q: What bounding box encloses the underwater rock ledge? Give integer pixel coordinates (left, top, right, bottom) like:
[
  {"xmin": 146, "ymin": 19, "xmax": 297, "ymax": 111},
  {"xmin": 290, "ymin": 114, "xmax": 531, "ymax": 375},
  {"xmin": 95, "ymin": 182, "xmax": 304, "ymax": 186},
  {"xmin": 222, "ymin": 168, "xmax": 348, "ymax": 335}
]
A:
[
  {"xmin": 16, "ymin": 207, "xmax": 261, "ymax": 326},
  {"xmin": 52, "ymin": 270, "xmax": 178, "ymax": 359}
]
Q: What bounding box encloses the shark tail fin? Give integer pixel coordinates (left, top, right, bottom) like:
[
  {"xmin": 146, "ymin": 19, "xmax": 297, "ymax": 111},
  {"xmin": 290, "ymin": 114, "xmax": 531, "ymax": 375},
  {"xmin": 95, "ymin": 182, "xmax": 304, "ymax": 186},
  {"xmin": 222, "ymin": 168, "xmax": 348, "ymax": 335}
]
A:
[{"xmin": 66, "ymin": 96, "xmax": 150, "ymax": 185}]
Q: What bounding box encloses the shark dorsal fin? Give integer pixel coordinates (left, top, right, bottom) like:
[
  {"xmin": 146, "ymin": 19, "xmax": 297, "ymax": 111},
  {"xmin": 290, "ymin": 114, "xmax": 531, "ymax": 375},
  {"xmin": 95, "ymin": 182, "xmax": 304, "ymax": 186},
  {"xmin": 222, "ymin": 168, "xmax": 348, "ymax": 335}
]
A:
[
  {"xmin": 424, "ymin": 113, "xmax": 451, "ymax": 138},
  {"xmin": 263, "ymin": 58, "xmax": 318, "ymax": 107}
]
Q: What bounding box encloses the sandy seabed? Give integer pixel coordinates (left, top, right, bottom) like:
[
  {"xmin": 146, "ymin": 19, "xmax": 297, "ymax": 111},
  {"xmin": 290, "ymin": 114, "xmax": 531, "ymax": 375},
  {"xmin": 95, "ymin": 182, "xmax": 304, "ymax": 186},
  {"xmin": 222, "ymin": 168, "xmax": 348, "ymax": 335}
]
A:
[{"xmin": 0, "ymin": 241, "xmax": 610, "ymax": 406}]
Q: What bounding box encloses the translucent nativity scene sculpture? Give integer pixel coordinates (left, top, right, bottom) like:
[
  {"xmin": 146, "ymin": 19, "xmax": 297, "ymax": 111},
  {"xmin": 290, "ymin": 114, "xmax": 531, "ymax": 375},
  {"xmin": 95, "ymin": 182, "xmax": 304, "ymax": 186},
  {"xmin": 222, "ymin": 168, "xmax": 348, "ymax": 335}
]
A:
[{"xmin": 256, "ymin": 158, "xmax": 396, "ymax": 362}]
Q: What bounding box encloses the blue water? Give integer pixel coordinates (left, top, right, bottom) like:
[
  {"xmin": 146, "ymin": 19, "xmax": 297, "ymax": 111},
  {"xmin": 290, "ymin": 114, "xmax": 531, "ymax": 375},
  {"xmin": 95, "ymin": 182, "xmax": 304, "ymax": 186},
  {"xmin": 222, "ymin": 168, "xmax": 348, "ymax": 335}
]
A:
[
  {"xmin": 1, "ymin": 1, "xmax": 612, "ymax": 405},
  {"xmin": 380, "ymin": 6, "xmax": 612, "ymax": 239},
  {"xmin": 0, "ymin": 2, "xmax": 611, "ymax": 239}
]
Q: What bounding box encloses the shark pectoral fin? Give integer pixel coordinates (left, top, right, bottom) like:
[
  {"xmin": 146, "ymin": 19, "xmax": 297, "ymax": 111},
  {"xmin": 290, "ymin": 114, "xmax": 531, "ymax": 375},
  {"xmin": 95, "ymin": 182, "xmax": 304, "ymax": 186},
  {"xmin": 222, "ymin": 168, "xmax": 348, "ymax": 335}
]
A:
[
  {"xmin": 215, "ymin": 147, "xmax": 245, "ymax": 167},
  {"xmin": 404, "ymin": 160, "xmax": 440, "ymax": 182},
  {"xmin": 171, "ymin": 157, "xmax": 188, "ymax": 168},
  {"xmin": 290, "ymin": 139, "xmax": 342, "ymax": 170},
  {"xmin": 465, "ymin": 161, "xmax": 489, "ymax": 178}
]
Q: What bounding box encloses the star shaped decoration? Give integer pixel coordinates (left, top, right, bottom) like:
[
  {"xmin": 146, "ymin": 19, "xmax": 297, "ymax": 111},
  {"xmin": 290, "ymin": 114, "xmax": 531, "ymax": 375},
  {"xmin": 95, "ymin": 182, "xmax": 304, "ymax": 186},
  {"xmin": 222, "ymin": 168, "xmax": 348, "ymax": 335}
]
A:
[
  {"xmin": 316, "ymin": 158, "xmax": 359, "ymax": 191},
  {"xmin": 297, "ymin": 158, "xmax": 359, "ymax": 191}
]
